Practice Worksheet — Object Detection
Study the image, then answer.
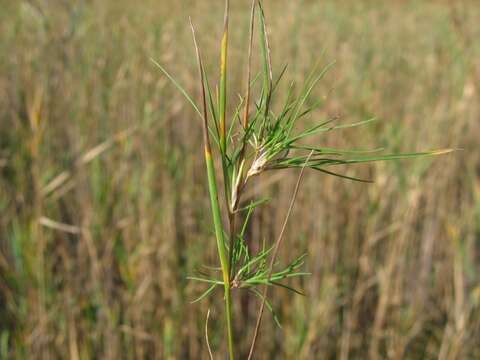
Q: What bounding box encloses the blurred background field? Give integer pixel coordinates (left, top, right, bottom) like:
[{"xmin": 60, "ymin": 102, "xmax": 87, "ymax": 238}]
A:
[{"xmin": 1, "ymin": 0, "xmax": 479, "ymax": 358}]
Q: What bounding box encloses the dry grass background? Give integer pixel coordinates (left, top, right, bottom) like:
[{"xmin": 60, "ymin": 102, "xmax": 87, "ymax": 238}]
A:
[{"xmin": 0, "ymin": 0, "xmax": 479, "ymax": 359}]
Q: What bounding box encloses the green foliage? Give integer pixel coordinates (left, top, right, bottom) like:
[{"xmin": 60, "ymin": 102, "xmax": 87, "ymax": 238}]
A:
[{"xmin": 154, "ymin": 1, "xmax": 452, "ymax": 358}]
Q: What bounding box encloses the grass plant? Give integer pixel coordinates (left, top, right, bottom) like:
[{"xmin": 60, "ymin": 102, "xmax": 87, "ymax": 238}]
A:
[
  {"xmin": 2, "ymin": 0, "xmax": 476, "ymax": 358},
  {"xmin": 154, "ymin": 1, "xmax": 453, "ymax": 358}
]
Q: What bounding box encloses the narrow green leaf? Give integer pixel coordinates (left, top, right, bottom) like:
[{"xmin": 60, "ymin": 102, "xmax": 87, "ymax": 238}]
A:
[
  {"xmin": 151, "ymin": 58, "xmax": 202, "ymax": 118},
  {"xmin": 191, "ymin": 284, "xmax": 218, "ymax": 303},
  {"xmin": 249, "ymin": 288, "xmax": 282, "ymax": 328}
]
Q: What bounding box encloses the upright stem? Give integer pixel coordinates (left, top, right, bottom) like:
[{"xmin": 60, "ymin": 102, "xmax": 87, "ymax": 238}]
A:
[
  {"xmin": 220, "ymin": 0, "xmax": 232, "ymax": 217},
  {"xmin": 205, "ymin": 151, "xmax": 235, "ymax": 360},
  {"xmin": 219, "ymin": 6, "xmax": 236, "ymax": 350},
  {"xmin": 230, "ymin": 0, "xmax": 256, "ymax": 280},
  {"xmin": 219, "ymin": 4, "xmax": 235, "ymax": 357},
  {"xmin": 258, "ymin": 1, "xmax": 273, "ymax": 138},
  {"xmin": 239, "ymin": 0, "xmax": 256, "ymax": 171},
  {"xmin": 190, "ymin": 20, "xmax": 235, "ymax": 359},
  {"xmin": 219, "ymin": 0, "xmax": 229, "ymax": 155}
]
